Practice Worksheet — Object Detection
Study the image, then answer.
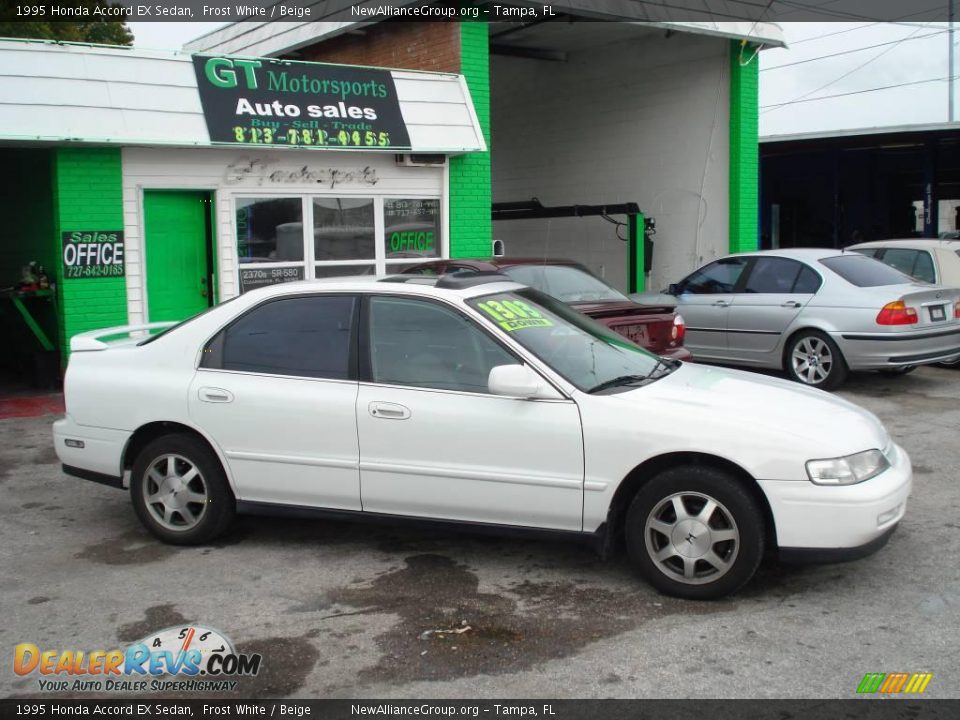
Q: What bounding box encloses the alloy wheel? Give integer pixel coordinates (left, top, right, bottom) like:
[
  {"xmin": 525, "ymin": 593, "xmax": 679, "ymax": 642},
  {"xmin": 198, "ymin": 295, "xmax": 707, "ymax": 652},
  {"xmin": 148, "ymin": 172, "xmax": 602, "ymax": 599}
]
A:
[
  {"xmin": 644, "ymin": 491, "xmax": 740, "ymax": 586},
  {"xmin": 142, "ymin": 454, "xmax": 209, "ymax": 531},
  {"xmin": 792, "ymin": 336, "xmax": 833, "ymax": 385}
]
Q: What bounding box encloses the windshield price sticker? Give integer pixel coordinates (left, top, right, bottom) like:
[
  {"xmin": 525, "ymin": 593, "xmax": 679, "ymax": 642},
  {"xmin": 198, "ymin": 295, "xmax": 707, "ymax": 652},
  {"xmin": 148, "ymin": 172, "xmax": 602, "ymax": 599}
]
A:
[{"xmin": 476, "ymin": 299, "xmax": 554, "ymax": 332}]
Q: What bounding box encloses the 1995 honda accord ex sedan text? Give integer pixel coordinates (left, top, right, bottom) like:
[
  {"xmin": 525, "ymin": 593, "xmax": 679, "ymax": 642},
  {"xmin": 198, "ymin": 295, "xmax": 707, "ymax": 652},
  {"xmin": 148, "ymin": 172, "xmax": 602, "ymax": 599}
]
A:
[{"xmin": 53, "ymin": 273, "xmax": 912, "ymax": 599}]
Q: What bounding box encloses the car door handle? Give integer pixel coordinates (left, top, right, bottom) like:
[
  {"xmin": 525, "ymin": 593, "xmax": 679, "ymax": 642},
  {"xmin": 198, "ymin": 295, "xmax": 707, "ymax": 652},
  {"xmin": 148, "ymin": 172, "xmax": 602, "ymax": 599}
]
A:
[
  {"xmin": 368, "ymin": 401, "xmax": 411, "ymax": 420},
  {"xmin": 198, "ymin": 387, "xmax": 234, "ymax": 403},
  {"xmin": 712, "ymin": 300, "xmax": 730, "ymax": 307},
  {"xmin": 781, "ymin": 301, "xmax": 802, "ymax": 308}
]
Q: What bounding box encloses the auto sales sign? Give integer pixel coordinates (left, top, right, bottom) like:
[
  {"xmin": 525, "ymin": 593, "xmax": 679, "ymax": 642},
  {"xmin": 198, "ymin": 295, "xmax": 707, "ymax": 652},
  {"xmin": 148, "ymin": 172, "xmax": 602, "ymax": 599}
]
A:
[
  {"xmin": 62, "ymin": 231, "xmax": 125, "ymax": 279},
  {"xmin": 192, "ymin": 55, "xmax": 412, "ymax": 150}
]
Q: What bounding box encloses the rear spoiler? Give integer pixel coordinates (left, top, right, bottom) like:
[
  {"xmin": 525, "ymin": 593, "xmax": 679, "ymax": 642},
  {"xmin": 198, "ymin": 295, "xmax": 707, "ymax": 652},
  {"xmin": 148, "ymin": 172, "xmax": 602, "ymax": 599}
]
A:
[{"xmin": 69, "ymin": 322, "xmax": 179, "ymax": 352}]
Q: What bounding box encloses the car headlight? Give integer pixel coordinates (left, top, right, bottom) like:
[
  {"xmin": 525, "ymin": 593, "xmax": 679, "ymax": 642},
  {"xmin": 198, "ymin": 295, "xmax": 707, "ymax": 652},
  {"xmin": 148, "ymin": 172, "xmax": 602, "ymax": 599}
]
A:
[{"xmin": 805, "ymin": 449, "xmax": 890, "ymax": 486}]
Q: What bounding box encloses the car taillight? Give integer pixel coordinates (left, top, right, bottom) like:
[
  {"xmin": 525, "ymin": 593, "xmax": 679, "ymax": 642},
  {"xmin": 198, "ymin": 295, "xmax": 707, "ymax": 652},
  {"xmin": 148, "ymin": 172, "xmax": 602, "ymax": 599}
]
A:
[
  {"xmin": 955, "ymin": 300, "xmax": 960, "ymax": 319},
  {"xmin": 671, "ymin": 314, "xmax": 686, "ymax": 343},
  {"xmin": 876, "ymin": 301, "xmax": 918, "ymax": 325}
]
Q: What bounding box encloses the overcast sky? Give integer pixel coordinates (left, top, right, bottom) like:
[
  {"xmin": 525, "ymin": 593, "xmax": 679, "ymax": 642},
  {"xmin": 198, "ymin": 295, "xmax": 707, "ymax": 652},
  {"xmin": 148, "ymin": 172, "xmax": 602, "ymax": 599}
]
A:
[{"xmin": 128, "ymin": 21, "xmax": 958, "ymax": 138}]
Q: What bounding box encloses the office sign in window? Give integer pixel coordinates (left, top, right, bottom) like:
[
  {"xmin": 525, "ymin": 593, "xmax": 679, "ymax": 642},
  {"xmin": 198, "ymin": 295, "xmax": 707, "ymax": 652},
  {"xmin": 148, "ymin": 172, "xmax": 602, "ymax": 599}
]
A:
[
  {"xmin": 385, "ymin": 199, "xmax": 441, "ymax": 260},
  {"xmin": 193, "ymin": 56, "xmax": 411, "ymax": 149}
]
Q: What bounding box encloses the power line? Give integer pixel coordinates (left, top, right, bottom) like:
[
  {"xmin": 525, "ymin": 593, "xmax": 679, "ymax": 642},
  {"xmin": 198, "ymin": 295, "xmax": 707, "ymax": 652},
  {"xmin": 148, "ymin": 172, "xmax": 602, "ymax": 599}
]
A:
[
  {"xmin": 762, "ymin": 29, "xmax": 949, "ymax": 71},
  {"xmin": 760, "ymin": 75, "xmax": 958, "ymax": 109},
  {"xmin": 761, "ymin": 23, "xmax": 934, "ymax": 114},
  {"xmin": 774, "ymin": 0, "xmax": 949, "ymax": 25},
  {"xmin": 787, "ymin": 22, "xmax": 883, "ymax": 45}
]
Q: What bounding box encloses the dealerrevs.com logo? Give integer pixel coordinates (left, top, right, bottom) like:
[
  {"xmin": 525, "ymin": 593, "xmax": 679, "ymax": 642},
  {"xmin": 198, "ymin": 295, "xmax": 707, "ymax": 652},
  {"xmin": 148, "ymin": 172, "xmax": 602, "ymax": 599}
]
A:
[{"xmin": 14, "ymin": 625, "xmax": 262, "ymax": 693}]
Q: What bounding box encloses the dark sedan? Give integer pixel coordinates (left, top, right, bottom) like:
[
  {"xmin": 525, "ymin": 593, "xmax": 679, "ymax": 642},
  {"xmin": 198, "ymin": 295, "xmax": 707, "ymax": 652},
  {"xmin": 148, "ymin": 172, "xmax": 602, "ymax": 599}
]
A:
[{"xmin": 402, "ymin": 258, "xmax": 691, "ymax": 360}]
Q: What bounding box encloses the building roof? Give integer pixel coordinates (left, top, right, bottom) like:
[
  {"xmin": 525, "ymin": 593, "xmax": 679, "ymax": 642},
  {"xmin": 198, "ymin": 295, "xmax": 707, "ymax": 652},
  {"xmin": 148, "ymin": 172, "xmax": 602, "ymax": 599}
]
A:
[
  {"xmin": 761, "ymin": 122, "xmax": 960, "ymax": 145},
  {"xmin": 184, "ymin": 14, "xmax": 784, "ymax": 57},
  {"xmin": 0, "ymin": 38, "xmax": 486, "ymax": 153}
]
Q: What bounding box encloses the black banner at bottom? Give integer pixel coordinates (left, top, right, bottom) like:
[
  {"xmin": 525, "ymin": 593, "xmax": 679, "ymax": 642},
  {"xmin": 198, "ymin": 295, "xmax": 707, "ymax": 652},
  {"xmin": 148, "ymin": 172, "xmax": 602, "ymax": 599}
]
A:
[{"xmin": 1, "ymin": 700, "xmax": 957, "ymax": 720}]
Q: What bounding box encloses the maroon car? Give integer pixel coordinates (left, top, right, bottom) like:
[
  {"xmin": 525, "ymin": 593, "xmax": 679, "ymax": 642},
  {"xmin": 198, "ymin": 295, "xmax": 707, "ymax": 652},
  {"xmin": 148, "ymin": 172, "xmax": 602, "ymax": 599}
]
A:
[{"xmin": 402, "ymin": 258, "xmax": 691, "ymax": 361}]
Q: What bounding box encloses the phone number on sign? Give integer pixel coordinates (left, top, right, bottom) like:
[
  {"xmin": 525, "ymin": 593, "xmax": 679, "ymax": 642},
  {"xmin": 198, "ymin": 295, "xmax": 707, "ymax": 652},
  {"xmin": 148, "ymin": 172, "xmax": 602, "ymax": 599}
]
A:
[{"xmin": 233, "ymin": 127, "xmax": 392, "ymax": 147}]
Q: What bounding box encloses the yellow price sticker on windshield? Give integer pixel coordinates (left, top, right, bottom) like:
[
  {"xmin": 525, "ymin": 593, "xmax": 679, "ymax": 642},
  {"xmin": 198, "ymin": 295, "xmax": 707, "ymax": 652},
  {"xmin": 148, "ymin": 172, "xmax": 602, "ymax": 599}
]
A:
[{"xmin": 477, "ymin": 299, "xmax": 554, "ymax": 332}]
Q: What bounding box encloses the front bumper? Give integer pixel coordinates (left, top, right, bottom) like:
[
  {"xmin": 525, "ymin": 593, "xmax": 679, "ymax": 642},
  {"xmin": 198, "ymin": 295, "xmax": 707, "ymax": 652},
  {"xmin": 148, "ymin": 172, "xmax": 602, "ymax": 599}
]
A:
[
  {"xmin": 52, "ymin": 414, "xmax": 130, "ymax": 486},
  {"xmin": 758, "ymin": 443, "xmax": 911, "ymax": 553},
  {"xmin": 835, "ymin": 326, "xmax": 960, "ymax": 369}
]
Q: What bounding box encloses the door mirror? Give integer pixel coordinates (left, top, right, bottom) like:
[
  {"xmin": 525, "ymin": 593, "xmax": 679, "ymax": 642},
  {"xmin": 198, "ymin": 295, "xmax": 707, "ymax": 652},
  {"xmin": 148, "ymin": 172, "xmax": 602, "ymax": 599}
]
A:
[
  {"xmin": 667, "ymin": 283, "xmax": 681, "ymax": 296},
  {"xmin": 488, "ymin": 364, "xmax": 560, "ymax": 400}
]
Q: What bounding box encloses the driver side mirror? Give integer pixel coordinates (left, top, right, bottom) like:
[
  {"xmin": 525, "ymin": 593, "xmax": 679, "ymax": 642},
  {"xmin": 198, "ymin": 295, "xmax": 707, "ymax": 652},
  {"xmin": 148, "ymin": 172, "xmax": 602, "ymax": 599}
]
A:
[
  {"xmin": 667, "ymin": 283, "xmax": 682, "ymax": 295},
  {"xmin": 488, "ymin": 365, "xmax": 561, "ymax": 400}
]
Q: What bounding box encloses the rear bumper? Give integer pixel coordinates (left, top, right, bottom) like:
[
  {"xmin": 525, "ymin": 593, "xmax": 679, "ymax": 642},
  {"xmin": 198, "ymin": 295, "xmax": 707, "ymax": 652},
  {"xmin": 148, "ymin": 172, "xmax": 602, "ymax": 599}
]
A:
[
  {"xmin": 835, "ymin": 326, "xmax": 960, "ymax": 369},
  {"xmin": 52, "ymin": 414, "xmax": 130, "ymax": 486},
  {"xmin": 662, "ymin": 346, "xmax": 693, "ymax": 362}
]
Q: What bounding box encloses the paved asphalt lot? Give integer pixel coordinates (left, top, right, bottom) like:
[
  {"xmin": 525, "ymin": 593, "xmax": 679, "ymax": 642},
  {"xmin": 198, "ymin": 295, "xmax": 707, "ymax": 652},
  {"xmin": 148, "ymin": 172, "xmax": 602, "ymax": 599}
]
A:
[{"xmin": 1, "ymin": 366, "xmax": 958, "ymax": 700}]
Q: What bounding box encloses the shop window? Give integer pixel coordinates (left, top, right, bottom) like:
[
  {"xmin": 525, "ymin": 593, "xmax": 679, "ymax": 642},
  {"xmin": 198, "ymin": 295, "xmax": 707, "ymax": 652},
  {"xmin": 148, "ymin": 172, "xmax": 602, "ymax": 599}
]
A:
[
  {"xmin": 235, "ymin": 198, "xmax": 303, "ymax": 263},
  {"xmin": 313, "ymin": 198, "xmax": 375, "ymax": 262},
  {"xmin": 205, "ymin": 295, "xmax": 357, "ymax": 380},
  {"xmin": 314, "ymin": 264, "xmax": 376, "ymax": 279},
  {"xmin": 368, "ymin": 296, "xmax": 517, "ymax": 394},
  {"xmin": 384, "ymin": 199, "xmax": 441, "ymax": 265}
]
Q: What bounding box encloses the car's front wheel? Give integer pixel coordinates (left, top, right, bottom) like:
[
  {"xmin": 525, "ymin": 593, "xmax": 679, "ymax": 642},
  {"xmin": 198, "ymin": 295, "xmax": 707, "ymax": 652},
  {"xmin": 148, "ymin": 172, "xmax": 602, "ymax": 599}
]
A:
[
  {"xmin": 625, "ymin": 466, "xmax": 765, "ymax": 600},
  {"xmin": 785, "ymin": 330, "xmax": 848, "ymax": 390},
  {"xmin": 131, "ymin": 433, "xmax": 235, "ymax": 545}
]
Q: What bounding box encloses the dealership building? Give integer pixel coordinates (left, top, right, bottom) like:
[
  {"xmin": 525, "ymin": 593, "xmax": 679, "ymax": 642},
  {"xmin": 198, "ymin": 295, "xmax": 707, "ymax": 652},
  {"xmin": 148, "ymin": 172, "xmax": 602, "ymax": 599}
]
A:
[{"xmin": 0, "ymin": 14, "xmax": 782, "ymax": 372}]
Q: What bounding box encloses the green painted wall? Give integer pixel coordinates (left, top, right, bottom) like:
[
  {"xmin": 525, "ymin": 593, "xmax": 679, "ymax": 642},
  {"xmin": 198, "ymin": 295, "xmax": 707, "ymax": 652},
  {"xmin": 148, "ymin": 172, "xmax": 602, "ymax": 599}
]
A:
[
  {"xmin": 448, "ymin": 20, "xmax": 491, "ymax": 258},
  {"xmin": 52, "ymin": 147, "xmax": 128, "ymax": 352},
  {"xmin": 729, "ymin": 40, "xmax": 760, "ymax": 254}
]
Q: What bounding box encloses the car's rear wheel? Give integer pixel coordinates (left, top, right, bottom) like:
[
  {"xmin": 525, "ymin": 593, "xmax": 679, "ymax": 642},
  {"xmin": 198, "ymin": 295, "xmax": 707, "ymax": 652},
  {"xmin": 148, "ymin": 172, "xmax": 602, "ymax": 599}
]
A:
[
  {"xmin": 624, "ymin": 466, "xmax": 765, "ymax": 600},
  {"xmin": 131, "ymin": 433, "xmax": 234, "ymax": 545},
  {"xmin": 785, "ymin": 330, "xmax": 848, "ymax": 390}
]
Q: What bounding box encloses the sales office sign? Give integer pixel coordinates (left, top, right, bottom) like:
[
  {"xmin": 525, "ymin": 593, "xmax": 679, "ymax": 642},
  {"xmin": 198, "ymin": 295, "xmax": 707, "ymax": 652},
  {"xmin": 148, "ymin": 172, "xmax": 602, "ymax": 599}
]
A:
[{"xmin": 62, "ymin": 231, "xmax": 125, "ymax": 279}]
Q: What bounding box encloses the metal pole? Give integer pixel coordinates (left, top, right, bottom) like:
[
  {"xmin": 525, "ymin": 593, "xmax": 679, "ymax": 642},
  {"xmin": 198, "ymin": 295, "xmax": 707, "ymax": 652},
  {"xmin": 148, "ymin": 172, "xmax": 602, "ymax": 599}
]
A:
[{"xmin": 950, "ymin": 0, "xmax": 955, "ymax": 122}]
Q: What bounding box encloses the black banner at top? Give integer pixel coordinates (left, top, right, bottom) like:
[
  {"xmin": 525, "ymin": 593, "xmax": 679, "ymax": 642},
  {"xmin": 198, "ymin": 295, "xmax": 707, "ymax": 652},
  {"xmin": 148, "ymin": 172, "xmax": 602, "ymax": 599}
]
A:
[{"xmin": 191, "ymin": 55, "xmax": 412, "ymax": 150}]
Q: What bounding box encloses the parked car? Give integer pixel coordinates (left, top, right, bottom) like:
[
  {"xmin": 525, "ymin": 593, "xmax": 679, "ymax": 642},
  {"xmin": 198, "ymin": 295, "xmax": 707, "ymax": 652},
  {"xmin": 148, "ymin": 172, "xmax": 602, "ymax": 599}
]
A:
[
  {"xmin": 848, "ymin": 239, "xmax": 960, "ymax": 368},
  {"xmin": 636, "ymin": 249, "xmax": 960, "ymax": 390},
  {"xmin": 55, "ymin": 273, "xmax": 911, "ymax": 600},
  {"xmin": 401, "ymin": 258, "xmax": 690, "ymax": 361}
]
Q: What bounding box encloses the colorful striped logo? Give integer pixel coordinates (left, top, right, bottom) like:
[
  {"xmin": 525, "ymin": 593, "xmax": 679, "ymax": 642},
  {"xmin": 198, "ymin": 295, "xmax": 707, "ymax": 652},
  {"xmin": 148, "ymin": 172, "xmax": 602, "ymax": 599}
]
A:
[{"xmin": 857, "ymin": 672, "xmax": 933, "ymax": 694}]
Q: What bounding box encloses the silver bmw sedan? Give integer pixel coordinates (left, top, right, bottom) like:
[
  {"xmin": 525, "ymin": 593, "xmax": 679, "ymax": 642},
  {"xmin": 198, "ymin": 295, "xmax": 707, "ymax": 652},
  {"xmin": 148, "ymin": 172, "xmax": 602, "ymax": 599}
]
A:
[{"xmin": 645, "ymin": 248, "xmax": 960, "ymax": 390}]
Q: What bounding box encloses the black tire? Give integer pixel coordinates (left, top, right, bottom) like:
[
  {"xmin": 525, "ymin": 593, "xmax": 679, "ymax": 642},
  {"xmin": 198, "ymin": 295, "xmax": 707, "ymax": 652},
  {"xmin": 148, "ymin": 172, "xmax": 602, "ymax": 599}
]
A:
[
  {"xmin": 936, "ymin": 357, "xmax": 960, "ymax": 369},
  {"xmin": 131, "ymin": 433, "xmax": 235, "ymax": 545},
  {"xmin": 784, "ymin": 330, "xmax": 848, "ymax": 391},
  {"xmin": 879, "ymin": 365, "xmax": 917, "ymax": 376},
  {"xmin": 624, "ymin": 465, "xmax": 765, "ymax": 600}
]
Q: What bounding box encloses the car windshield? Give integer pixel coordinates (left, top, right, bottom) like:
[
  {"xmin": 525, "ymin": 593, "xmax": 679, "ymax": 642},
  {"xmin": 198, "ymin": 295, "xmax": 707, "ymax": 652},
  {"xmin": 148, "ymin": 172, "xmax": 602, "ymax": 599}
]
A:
[
  {"xmin": 819, "ymin": 254, "xmax": 916, "ymax": 287},
  {"xmin": 502, "ymin": 264, "xmax": 628, "ymax": 303},
  {"xmin": 468, "ymin": 288, "xmax": 675, "ymax": 393}
]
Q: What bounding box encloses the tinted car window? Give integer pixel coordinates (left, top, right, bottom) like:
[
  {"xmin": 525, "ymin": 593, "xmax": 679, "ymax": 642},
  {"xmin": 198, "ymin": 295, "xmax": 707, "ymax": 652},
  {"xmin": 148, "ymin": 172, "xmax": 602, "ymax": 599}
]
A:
[
  {"xmin": 819, "ymin": 255, "xmax": 914, "ymax": 287},
  {"xmin": 503, "ymin": 265, "xmax": 627, "ymax": 302},
  {"xmin": 369, "ymin": 296, "xmax": 517, "ymax": 393},
  {"xmin": 881, "ymin": 249, "xmax": 920, "ymax": 278},
  {"xmin": 743, "ymin": 257, "xmax": 803, "ymax": 293},
  {"xmin": 793, "ymin": 266, "xmax": 823, "ymax": 294},
  {"xmin": 206, "ymin": 295, "xmax": 356, "ymax": 379},
  {"xmin": 680, "ymin": 258, "xmax": 749, "ymax": 294},
  {"xmin": 912, "ymin": 251, "xmax": 936, "ymax": 283}
]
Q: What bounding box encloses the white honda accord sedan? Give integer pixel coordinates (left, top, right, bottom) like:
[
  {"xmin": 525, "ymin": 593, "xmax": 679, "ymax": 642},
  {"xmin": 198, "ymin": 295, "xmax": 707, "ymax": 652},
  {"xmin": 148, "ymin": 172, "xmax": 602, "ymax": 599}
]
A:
[{"xmin": 53, "ymin": 273, "xmax": 911, "ymax": 599}]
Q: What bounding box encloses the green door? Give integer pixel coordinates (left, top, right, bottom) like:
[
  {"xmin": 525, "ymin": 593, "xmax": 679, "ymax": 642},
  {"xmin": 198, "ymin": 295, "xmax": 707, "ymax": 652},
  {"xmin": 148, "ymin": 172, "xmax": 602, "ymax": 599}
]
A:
[{"xmin": 144, "ymin": 191, "xmax": 212, "ymax": 322}]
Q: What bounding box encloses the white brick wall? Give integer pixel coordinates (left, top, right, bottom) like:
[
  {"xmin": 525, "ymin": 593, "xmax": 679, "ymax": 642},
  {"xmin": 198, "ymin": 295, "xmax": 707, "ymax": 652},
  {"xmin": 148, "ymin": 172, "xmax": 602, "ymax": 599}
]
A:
[{"xmin": 491, "ymin": 32, "xmax": 730, "ymax": 292}]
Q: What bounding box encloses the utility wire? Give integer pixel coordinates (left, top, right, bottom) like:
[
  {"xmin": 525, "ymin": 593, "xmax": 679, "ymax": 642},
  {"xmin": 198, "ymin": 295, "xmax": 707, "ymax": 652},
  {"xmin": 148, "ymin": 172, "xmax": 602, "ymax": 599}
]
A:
[
  {"xmin": 762, "ymin": 29, "xmax": 949, "ymax": 71},
  {"xmin": 774, "ymin": 0, "xmax": 949, "ymax": 24},
  {"xmin": 760, "ymin": 75, "xmax": 958, "ymax": 109},
  {"xmin": 761, "ymin": 23, "xmax": 934, "ymax": 114}
]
